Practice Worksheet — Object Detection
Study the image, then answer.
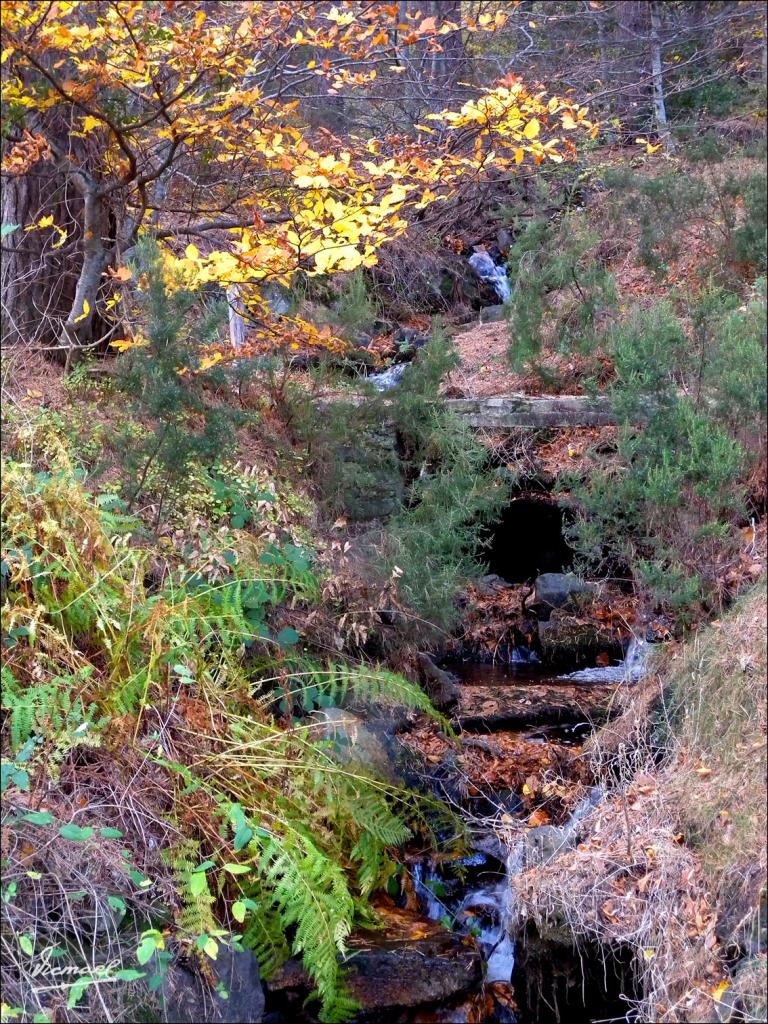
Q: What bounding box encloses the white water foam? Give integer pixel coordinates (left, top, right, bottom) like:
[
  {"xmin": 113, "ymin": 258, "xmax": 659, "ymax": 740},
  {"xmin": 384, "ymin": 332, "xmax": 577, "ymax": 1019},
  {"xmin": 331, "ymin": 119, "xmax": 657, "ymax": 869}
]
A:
[{"xmin": 469, "ymin": 251, "xmax": 511, "ymax": 303}]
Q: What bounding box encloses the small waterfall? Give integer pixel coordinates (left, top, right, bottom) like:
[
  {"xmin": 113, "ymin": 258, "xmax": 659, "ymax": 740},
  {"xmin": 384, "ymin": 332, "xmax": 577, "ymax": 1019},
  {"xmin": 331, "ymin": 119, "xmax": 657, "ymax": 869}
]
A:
[
  {"xmin": 413, "ymin": 787, "xmax": 605, "ymax": 992},
  {"xmin": 469, "ymin": 251, "xmax": 511, "ymax": 304},
  {"xmin": 458, "ymin": 849, "xmax": 517, "ymax": 984},
  {"xmin": 564, "ymin": 636, "xmax": 652, "ymax": 684},
  {"xmin": 366, "ymin": 362, "xmax": 407, "ymax": 392},
  {"xmin": 411, "ymin": 861, "xmax": 449, "ymax": 921}
]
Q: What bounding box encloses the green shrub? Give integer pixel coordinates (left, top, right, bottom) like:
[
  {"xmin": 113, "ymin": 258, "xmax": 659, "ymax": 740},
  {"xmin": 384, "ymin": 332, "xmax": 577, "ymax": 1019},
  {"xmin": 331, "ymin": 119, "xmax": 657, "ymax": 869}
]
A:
[
  {"xmin": 603, "ymin": 164, "xmax": 767, "ymax": 282},
  {"xmin": 331, "ymin": 268, "xmax": 382, "ymax": 339},
  {"xmin": 383, "ymin": 329, "xmax": 508, "ymax": 638},
  {"xmin": 116, "ymin": 239, "xmax": 244, "ymax": 515},
  {"xmin": 291, "ymin": 326, "xmax": 507, "ymax": 640},
  {"xmin": 505, "ymin": 216, "xmax": 616, "ymax": 369},
  {"xmin": 563, "ymin": 283, "xmax": 767, "ymax": 619}
]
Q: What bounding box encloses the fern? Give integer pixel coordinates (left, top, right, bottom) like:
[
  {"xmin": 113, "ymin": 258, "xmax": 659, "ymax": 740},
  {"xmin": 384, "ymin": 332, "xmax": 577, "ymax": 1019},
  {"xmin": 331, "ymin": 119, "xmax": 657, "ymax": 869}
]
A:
[
  {"xmin": 292, "ymin": 662, "xmax": 440, "ymax": 716},
  {"xmin": 248, "ymin": 831, "xmax": 359, "ymax": 1024},
  {"xmin": 163, "ymin": 839, "xmax": 218, "ymax": 943},
  {"xmin": 1, "ymin": 666, "xmax": 104, "ymax": 753},
  {"xmin": 239, "ymin": 874, "xmax": 291, "ymax": 979}
]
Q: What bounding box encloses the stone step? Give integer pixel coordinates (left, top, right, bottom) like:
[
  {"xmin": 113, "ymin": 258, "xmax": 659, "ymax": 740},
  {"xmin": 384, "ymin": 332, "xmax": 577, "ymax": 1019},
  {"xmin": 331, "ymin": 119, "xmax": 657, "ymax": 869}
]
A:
[{"xmin": 456, "ymin": 680, "xmax": 618, "ymax": 731}]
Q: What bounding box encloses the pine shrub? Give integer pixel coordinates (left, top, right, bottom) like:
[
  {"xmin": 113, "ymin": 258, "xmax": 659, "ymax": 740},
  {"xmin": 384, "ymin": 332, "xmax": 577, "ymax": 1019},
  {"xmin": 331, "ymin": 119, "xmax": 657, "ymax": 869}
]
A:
[
  {"xmin": 505, "ymin": 216, "xmax": 616, "ymax": 369},
  {"xmin": 563, "ymin": 282, "xmax": 767, "ymax": 619}
]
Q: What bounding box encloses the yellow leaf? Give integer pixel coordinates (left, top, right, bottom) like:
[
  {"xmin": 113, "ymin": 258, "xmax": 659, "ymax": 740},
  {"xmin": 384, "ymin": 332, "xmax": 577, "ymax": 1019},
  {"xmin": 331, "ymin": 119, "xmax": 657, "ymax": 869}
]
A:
[
  {"xmin": 184, "ymin": 244, "xmax": 200, "ymax": 261},
  {"xmin": 523, "ymin": 119, "xmax": 540, "ymax": 140},
  {"xmin": 25, "ymin": 214, "xmax": 54, "ymax": 231},
  {"xmin": 197, "ymin": 351, "xmax": 223, "ymax": 372},
  {"xmin": 110, "ymin": 337, "xmax": 149, "ymax": 352},
  {"xmin": 712, "ymin": 981, "xmax": 729, "ymax": 1003},
  {"xmin": 52, "ymin": 227, "xmax": 68, "ymax": 249},
  {"xmin": 82, "ymin": 115, "xmax": 101, "ymax": 133},
  {"xmin": 73, "ymin": 299, "xmax": 90, "ymax": 323},
  {"xmin": 110, "ymin": 266, "xmax": 132, "ymax": 282}
]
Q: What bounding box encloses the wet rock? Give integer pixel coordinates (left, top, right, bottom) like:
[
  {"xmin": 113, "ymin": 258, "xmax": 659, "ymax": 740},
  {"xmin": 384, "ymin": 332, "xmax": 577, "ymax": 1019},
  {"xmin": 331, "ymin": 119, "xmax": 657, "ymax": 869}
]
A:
[
  {"xmin": 475, "ymin": 573, "xmax": 512, "ymax": 596},
  {"xmin": 478, "ymin": 304, "xmax": 506, "ymax": 324},
  {"xmin": 309, "ymin": 708, "xmax": 397, "ymax": 781},
  {"xmin": 393, "ymin": 327, "xmax": 430, "ymax": 361},
  {"xmin": 417, "ymin": 653, "xmax": 460, "ymax": 711},
  {"xmin": 531, "ymin": 573, "xmax": 596, "ymax": 615},
  {"xmin": 162, "ymin": 948, "xmax": 264, "ymax": 1023},
  {"xmin": 471, "ymin": 832, "xmax": 510, "ymax": 863},
  {"xmin": 511, "ymin": 925, "xmax": 638, "ymax": 1024},
  {"xmin": 520, "ymin": 825, "xmax": 572, "ymax": 868},
  {"xmin": 456, "ymin": 680, "xmax": 616, "ymax": 732},
  {"xmin": 267, "ymin": 913, "xmax": 482, "ymax": 1021}
]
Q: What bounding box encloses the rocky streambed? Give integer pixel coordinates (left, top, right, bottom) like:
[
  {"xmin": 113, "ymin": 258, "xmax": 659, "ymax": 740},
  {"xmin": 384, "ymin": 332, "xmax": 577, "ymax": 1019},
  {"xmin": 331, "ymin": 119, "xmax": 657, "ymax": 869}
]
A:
[{"xmin": 255, "ymin": 573, "xmax": 654, "ymax": 1024}]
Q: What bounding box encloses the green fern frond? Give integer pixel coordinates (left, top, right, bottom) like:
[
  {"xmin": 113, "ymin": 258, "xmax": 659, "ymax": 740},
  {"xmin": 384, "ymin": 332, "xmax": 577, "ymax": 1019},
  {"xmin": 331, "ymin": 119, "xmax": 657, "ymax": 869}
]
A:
[
  {"xmin": 163, "ymin": 839, "xmax": 218, "ymax": 942},
  {"xmin": 289, "ymin": 662, "xmax": 442, "ymax": 718},
  {"xmin": 247, "ymin": 831, "xmax": 358, "ymax": 1023}
]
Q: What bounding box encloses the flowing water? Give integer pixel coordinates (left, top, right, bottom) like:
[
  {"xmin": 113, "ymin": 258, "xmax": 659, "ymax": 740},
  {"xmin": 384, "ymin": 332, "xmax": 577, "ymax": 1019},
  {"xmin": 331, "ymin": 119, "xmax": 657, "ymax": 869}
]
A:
[
  {"xmin": 469, "ymin": 251, "xmax": 512, "ymax": 303},
  {"xmin": 410, "ymin": 639, "xmax": 650, "ymax": 1019},
  {"xmin": 563, "ymin": 636, "xmax": 651, "ymax": 683},
  {"xmin": 366, "ymin": 361, "xmax": 408, "ymax": 391},
  {"xmin": 413, "ymin": 789, "xmax": 604, "ymax": 993},
  {"xmin": 449, "ymin": 636, "xmax": 652, "ymax": 688}
]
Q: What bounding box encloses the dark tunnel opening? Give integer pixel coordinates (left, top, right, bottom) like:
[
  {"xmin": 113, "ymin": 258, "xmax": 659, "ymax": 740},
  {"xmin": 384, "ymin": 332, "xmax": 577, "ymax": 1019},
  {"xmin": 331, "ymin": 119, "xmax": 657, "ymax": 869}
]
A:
[{"xmin": 484, "ymin": 497, "xmax": 573, "ymax": 584}]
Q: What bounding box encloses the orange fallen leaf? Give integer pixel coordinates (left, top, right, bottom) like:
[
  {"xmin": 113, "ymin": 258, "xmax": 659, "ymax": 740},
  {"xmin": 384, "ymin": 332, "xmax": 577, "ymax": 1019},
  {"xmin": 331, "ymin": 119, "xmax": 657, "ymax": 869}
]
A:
[{"xmin": 527, "ymin": 808, "xmax": 551, "ymax": 828}]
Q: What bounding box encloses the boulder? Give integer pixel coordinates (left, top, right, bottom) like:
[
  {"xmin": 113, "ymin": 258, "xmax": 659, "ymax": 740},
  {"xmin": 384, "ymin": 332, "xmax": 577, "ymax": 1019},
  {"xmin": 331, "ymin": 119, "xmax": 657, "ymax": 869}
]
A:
[
  {"xmin": 519, "ymin": 825, "xmax": 572, "ymax": 868},
  {"xmin": 417, "ymin": 653, "xmax": 460, "ymax": 711},
  {"xmin": 162, "ymin": 948, "xmax": 264, "ymax": 1023},
  {"xmin": 267, "ymin": 910, "xmax": 482, "ymax": 1021},
  {"xmin": 478, "ymin": 304, "xmax": 507, "ymax": 324},
  {"xmin": 309, "ymin": 707, "xmax": 397, "ymax": 781},
  {"xmin": 475, "ymin": 573, "xmax": 513, "ymax": 596},
  {"xmin": 531, "ymin": 573, "xmax": 596, "ymax": 615}
]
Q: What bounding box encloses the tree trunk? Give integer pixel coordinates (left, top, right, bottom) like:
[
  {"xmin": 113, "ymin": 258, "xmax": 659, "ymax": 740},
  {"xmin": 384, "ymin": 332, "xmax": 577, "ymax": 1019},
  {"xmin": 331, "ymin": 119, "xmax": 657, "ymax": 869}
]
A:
[
  {"xmin": 1, "ymin": 175, "xmax": 38, "ymax": 347},
  {"xmin": 227, "ymin": 285, "xmax": 246, "ymax": 352},
  {"xmin": 58, "ymin": 187, "xmax": 110, "ymax": 366},
  {"xmin": 649, "ymin": 2, "xmax": 675, "ymax": 150},
  {"xmin": 1, "ymin": 166, "xmax": 81, "ymax": 352}
]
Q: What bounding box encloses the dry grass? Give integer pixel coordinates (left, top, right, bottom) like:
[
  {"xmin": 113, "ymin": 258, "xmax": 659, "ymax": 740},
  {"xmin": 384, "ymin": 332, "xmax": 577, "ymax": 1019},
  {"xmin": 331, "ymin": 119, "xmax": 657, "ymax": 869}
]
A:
[
  {"xmin": 504, "ymin": 583, "xmax": 767, "ymax": 1023},
  {"xmin": 665, "ymin": 584, "xmax": 767, "ymax": 956}
]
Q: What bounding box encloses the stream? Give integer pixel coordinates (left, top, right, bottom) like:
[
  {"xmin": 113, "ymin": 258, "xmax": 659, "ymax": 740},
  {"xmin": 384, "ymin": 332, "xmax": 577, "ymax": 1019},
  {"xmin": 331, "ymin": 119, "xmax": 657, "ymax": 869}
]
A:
[{"xmin": 405, "ymin": 641, "xmax": 651, "ymax": 1023}]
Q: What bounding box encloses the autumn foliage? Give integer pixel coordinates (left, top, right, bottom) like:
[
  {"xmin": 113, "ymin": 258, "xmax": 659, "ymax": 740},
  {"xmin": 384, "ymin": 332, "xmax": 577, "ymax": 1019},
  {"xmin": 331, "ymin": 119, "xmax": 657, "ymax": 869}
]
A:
[{"xmin": 1, "ymin": 0, "xmax": 594, "ymax": 361}]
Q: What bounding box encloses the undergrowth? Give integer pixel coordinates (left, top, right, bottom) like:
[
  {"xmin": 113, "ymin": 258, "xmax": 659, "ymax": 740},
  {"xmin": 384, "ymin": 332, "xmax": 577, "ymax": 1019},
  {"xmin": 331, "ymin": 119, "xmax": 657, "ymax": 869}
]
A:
[
  {"xmin": 1, "ymin": 433, "xmax": 459, "ymax": 1023},
  {"xmin": 563, "ymin": 280, "xmax": 767, "ymax": 621},
  {"xmin": 292, "ymin": 324, "xmax": 508, "ymax": 643}
]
